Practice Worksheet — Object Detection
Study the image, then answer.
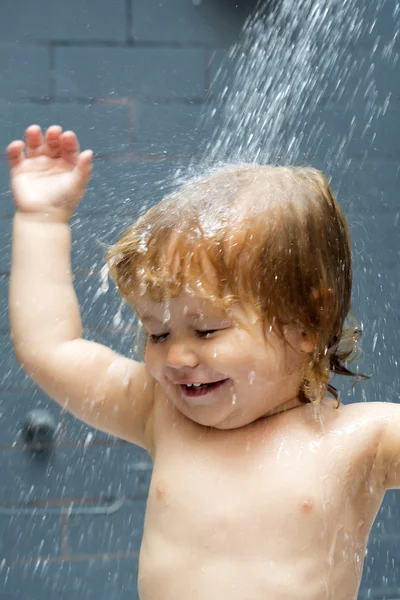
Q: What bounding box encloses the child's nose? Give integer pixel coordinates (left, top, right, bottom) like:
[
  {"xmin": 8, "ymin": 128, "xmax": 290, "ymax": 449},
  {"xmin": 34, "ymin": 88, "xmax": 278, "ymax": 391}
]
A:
[{"xmin": 166, "ymin": 342, "xmax": 199, "ymax": 369}]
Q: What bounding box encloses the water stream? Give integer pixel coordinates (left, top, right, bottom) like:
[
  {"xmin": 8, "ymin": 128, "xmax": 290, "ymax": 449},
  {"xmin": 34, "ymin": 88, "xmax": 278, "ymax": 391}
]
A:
[{"xmin": 196, "ymin": 0, "xmax": 398, "ymax": 169}]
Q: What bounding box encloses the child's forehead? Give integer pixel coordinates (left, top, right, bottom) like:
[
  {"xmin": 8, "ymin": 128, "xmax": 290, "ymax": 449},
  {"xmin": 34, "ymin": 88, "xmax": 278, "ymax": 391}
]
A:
[
  {"xmin": 135, "ymin": 294, "xmax": 229, "ymax": 322},
  {"xmin": 134, "ymin": 296, "xmax": 267, "ymax": 336}
]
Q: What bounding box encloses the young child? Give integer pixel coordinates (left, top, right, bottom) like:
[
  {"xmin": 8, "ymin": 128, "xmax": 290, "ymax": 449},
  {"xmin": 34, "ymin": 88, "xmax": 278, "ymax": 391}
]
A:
[{"xmin": 7, "ymin": 124, "xmax": 400, "ymax": 600}]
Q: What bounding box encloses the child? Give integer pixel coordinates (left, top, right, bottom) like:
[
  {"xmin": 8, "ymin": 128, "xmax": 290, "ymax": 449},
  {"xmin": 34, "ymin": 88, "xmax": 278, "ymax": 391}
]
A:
[{"xmin": 7, "ymin": 124, "xmax": 400, "ymax": 600}]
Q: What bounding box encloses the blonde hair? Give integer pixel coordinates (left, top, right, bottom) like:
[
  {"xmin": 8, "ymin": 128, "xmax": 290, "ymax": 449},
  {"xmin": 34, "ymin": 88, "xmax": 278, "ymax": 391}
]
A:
[{"xmin": 106, "ymin": 164, "xmax": 370, "ymax": 405}]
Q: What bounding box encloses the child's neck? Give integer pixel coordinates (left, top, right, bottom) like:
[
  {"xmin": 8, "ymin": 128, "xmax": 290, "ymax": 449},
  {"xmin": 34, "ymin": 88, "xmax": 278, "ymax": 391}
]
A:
[{"xmin": 263, "ymin": 395, "xmax": 306, "ymax": 418}]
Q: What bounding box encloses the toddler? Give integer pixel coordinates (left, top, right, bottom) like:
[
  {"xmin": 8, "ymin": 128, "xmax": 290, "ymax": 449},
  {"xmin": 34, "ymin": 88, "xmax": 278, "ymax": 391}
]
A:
[{"xmin": 7, "ymin": 125, "xmax": 400, "ymax": 600}]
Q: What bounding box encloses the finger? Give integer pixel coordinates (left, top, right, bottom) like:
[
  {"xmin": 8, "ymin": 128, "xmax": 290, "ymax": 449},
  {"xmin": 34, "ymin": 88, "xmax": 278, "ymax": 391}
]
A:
[
  {"xmin": 44, "ymin": 125, "xmax": 63, "ymax": 158},
  {"xmin": 25, "ymin": 124, "xmax": 44, "ymax": 158},
  {"xmin": 6, "ymin": 140, "xmax": 26, "ymax": 169},
  {"xmin": 60, "ymin": 130, "xmax": 80, "ymax": 164},
  {"xmin": 75, "ymin": 150, "xmax": 94, "ymax": 180},
  {"xmin": 76, "ymin": 149, "xmax": 93, "ymax": 170}
]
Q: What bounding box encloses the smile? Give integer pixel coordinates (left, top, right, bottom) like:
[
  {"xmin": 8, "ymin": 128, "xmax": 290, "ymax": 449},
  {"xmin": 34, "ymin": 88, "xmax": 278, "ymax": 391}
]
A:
[{"xmin": 180, "ymin": 379, "xmax": 229, "ymax": 398}]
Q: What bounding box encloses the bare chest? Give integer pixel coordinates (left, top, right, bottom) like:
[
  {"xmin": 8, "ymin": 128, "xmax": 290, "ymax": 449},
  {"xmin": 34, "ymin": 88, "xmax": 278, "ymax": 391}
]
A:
[{"xmin": 145, "ymin": 402, "xmax": 381, "ymax": 557}]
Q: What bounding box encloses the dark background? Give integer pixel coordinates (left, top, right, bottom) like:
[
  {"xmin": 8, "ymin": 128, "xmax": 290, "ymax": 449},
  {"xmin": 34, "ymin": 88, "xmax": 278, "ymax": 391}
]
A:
[{"xmin": 0, "ymin": 0, "xmax": 399, "ymax": 598}]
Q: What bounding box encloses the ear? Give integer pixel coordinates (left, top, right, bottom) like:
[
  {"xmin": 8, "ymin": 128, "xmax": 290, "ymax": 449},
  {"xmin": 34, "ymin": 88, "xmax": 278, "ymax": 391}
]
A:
[
  {"xmin": 298, "ymin": 330, "xmax": 315, "ymax": 354},
  {"xmin": 283, "ymin": 325, "xmax": 314, "ymax": 354}
]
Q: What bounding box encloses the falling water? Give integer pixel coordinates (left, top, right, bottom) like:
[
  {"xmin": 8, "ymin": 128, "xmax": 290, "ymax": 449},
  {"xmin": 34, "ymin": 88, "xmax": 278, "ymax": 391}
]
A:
[
  {"xmin": 1, "ymin": 0, "xmax": 397, "ymax": 595},
  {"xmin": 85, "ymin": 0, "xmax": 400, "ymax": 385},
  {"xmin": 71, "ymin": 1, "xmax": 398, "ymax": 595},
  {"xmin": 170, "ymin": 0, "xmax": 399, "ymax": 414},
  {"xmin": 192, "ymin": 0, "xmax": 398, "ymax": 170},
  {"xmin": 175, "ymin": 3, "xmax": 399, "ymax": 594}
]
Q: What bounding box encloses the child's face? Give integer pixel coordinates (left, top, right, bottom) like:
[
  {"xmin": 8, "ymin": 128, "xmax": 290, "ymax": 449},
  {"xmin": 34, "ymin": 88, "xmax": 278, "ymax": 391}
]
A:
[{"xmin": 136, "ymin": 293, "xmax": 312, "ymax": 429}]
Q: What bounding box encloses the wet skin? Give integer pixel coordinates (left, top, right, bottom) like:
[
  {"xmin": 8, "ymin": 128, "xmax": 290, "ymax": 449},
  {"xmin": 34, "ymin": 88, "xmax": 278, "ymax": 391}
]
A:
[
  {"xmin": 134, "ymin": 295, "xmax": 386, "ymax": 599},
  {"xmin": 7, "ymin": 125, "xmax": 393, "ymax": 599},
  {"xmin": 138, "ymin": 392, "xmax": 385, "ymax": 600},
  {"xmin": 138, "ymin": 294, "xmax": 313, "ymax": 430}
]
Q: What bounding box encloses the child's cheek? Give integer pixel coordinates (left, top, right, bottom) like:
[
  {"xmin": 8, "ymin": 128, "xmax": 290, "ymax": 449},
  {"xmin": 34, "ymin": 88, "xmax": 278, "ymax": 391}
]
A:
[
  {"xmin": 208, "ymin": 341, "xmax": 220, "ymax": 361},
  {"xmin": 208, "ymin": 339, "xmax": 231, "ymax": 364},
  {"xmin": 144, "ymin": 346, "xmax": 159, "ymax": 378}
]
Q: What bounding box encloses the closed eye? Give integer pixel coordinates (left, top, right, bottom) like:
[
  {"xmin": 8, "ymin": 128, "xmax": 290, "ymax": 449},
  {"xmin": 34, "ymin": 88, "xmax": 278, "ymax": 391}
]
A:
[
  {"xmin": 195, "ymin": 329, "xmax": 219, "ymax": 339},
  {"xmin": 149, "ymin": 329, "xmax": 226, "ymax": 344},
  {"xmin": 149, "ymin": 333, "xmax": 169, "ymax": 344}
]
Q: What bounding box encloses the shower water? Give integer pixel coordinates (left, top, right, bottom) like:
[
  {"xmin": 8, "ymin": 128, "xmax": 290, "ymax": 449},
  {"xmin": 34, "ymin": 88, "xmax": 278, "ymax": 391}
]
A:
[
  {"xmin": 195, "ymin": 0, "xmax": 398, "ymax": 172},
  {"xmin": 91, "ymin": 0, "xmax": 399, "ymax": 378}
]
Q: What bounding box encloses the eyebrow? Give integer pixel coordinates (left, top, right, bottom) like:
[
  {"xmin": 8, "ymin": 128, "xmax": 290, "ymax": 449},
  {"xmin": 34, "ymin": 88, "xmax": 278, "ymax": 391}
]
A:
[
  {"xmin": 140, "ymin": 312, "xmax": 223, "ymax": 323},
  {"xmin": 140, "ymin": 315, "xmax": 164, "ymax": 324}
]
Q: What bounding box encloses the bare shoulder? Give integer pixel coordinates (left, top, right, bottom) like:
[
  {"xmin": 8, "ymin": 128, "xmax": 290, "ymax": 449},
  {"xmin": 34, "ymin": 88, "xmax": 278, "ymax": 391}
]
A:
[
  {"xmin": 303, "ymin": 397, "xmax": 389, "ymax": 454},
  {"xmin": 351, "ymin": 400, "xmax": 400, "ymax": 490},
  {"xmin": 320, "ymin": 399, "xmax": 398, "ymax": 472},
  {"xmin": 317, "ymin": 397, "xmax": 392, "ymax": 435},
  {"xmin": 310, "ymin": 399, "xmax": 395, "ymax": 487},
  {"xmin": 332, "ymin": 398, "xmax": 397, "ymax": 428}
]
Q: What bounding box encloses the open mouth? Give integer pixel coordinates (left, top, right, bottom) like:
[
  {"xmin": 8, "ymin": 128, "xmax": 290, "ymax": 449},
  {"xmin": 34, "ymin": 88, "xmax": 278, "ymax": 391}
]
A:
[{"xmin": 180, "ymin": 379, "xmax": 229, "ymax": 397}]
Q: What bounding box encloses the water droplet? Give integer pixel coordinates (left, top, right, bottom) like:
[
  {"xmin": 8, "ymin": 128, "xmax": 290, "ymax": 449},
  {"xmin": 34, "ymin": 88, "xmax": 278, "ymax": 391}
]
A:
[
  {"xmin": 113, "ymin": 301, "xmax": 124, "ymax": 327},
  {"xmin": 84, "ymin": 432, "xmax": 93, "ymax": 447},
  {"xmin": 372, "ymin": 333, "xmax": 378, "ymax": 351},
  {"xmin": 139, "ymin": 281, "xmax": 147, "ymax": 296},
  {"xmin": 123, "ymin": 368, "xmax": 130, "ymax": 388},
  {"xmin": 99, "ymin": 264, "xmax": 109, "ymax": 293}
]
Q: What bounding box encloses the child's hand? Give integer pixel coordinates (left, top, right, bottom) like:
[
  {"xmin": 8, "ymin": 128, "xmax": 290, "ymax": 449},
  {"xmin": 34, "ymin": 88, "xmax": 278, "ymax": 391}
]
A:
[{"xmin": 6, "ymin": 125, "xmax": 93, "ymax": 220}]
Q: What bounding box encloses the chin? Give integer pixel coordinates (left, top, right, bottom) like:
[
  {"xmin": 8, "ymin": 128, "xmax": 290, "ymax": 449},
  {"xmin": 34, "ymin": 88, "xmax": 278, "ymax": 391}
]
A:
[
  {"xmin": 213, "ymin": 413, "xmax": 258, "ymax": 430},
  {"xmin": 185, "ymin": 405, "xmax": 254, "ymax": 430},
  {"xmin": 175, "ymin": 401, "xmax": 231, "ymax": 429}
]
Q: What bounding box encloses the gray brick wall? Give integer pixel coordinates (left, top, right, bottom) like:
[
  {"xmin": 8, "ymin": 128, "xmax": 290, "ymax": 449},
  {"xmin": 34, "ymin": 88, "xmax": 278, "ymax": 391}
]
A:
[{"xmin": 0, "ymin": 0, "xmax": 399, "ymax": 599}]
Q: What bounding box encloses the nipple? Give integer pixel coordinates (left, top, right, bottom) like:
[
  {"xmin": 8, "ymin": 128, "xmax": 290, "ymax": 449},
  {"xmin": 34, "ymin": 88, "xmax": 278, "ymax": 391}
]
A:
[
  {"xmin": 300, "ymin": 497, "xmax": 314, "ymax": 513},
  {"xmin": 156, "ymin": 481, "xmax": 168, "ymax": 502}
]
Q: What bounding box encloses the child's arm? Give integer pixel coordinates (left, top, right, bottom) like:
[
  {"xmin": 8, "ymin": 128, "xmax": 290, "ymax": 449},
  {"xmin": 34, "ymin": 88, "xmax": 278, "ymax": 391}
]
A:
[{"xmin": 8, "ymin": 125, "xmax": 154, "ymax": 451}]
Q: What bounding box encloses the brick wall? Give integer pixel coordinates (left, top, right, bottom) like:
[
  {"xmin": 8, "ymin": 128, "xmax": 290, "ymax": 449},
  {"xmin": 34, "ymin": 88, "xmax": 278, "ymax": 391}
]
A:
[{"xmin": 0, "ymin": 0, "xmax": 399, "ymax": 598}]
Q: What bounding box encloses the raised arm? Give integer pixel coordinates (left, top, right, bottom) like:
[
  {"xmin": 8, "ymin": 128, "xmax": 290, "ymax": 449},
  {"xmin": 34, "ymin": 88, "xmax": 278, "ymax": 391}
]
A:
[{"xmin": 8, "ymin": 125, "xmax": 154, "ymax": 451}]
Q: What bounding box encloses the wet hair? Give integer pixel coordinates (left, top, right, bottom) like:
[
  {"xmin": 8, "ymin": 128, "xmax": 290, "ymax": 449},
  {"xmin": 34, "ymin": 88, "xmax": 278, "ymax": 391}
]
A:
[{"xmin": 106, "ymin": 164, "xmax": 370, "ymax": 405}]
